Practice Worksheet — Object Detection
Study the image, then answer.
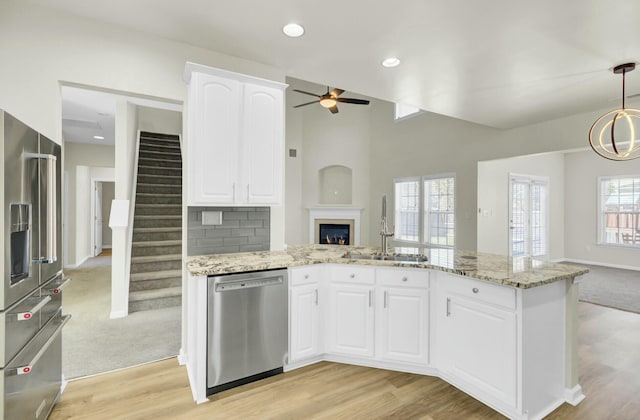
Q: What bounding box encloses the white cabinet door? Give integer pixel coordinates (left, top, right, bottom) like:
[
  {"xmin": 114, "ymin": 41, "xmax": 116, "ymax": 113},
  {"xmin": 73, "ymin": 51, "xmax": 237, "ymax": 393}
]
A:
[
  {"xmin": 188, "ymin": 72, "xmax": 241, "ymax": 205},
  {"xmin": 186, "ymin": 66, "xmax": 285, "ymax": 206},
  {"xmin": 377, "ymin": 287, "xmax": 429, "ymax": 365},
  {"xmin": 241, "ymin": 83, "xmax": 283, "ymax": 204},
  {"xmin": 439, "ymin": 294, "xmax": 517, "ymax": 406},
  {"xmin": 290, "ymin": 283, "xmax": 321, "ymax": 362},
  {"xmin": 327, "ymin": 283, "xmax": 374, "ymax": 358}
]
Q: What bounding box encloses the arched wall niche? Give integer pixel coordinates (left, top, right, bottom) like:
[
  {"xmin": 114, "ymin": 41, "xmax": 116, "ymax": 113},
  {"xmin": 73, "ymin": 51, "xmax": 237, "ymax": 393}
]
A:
[{"xmin": 318, "ymin": 165, "xmax": 352, "ymax": 205}]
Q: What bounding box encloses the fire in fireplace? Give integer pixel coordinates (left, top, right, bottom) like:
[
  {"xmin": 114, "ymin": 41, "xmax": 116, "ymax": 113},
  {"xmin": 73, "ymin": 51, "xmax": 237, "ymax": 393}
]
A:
[{"xmin": 319, "ymin": 223, "xmax": 351, "ymax": 245}]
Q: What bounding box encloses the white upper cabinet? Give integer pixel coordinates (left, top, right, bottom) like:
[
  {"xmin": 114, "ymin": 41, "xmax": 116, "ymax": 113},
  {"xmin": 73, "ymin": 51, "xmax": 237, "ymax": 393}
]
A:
[{"xmin": 185, "ymin": 63, "xmax": 286, "ymax": 206}]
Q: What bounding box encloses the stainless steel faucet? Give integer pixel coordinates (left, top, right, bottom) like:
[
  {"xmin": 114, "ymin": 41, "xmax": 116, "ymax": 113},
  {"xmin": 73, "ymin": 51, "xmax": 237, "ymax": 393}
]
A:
[{"xmin": 380, "ymin": 194, "xmax": 394, "ymax": 256}]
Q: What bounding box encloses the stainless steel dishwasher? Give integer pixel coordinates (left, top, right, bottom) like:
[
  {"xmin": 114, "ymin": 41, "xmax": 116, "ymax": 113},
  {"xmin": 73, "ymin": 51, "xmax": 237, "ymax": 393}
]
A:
[{"xmin": 207, "ymin": 269, "xmax": 288, "ymax": 395}]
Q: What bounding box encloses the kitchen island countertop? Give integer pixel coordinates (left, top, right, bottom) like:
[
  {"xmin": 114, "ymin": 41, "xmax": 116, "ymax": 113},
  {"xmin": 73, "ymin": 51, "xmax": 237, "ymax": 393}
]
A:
[{"xmin": 185, "ymin": 244, "xmax": 588, "ymax": 288}]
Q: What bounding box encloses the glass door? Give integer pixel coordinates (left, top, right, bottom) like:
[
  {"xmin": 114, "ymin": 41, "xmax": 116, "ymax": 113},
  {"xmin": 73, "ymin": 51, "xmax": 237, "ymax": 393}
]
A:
[{"xmin": 509, "ymin": 175, "xmax": 549, "ymax": 259}]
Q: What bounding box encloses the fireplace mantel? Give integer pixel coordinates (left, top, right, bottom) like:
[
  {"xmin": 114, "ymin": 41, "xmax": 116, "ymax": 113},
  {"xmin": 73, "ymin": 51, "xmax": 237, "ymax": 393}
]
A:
[{"xmin": 308, "ymin": 207, "xmax": 362, "ymax": 245}]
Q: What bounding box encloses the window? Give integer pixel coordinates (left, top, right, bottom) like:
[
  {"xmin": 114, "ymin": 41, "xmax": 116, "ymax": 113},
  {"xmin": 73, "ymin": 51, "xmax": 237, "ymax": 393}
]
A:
[
  {"xmin": 394, "ymin": 103, "xmax": 423, "ymax": 121},
  {"xmin": 394, "ymin": 174, "xmax": 455, "ymax": 247},
  {"xmin": 599, "ymin": 176, "xmax": 640, "ymax": 247}
]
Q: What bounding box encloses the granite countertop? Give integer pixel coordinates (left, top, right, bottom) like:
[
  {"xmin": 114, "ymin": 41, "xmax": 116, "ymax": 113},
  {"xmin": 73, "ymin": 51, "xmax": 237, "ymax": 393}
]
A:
[{"xmin": 185, "ymin": 244, "xmax": 589, "ymax": 289}]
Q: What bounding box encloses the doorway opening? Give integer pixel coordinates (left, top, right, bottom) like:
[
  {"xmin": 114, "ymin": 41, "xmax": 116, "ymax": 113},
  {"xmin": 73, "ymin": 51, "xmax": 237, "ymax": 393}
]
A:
[{"xmin": 509, "ymin": 174, "xmax": 549, "ymax": 259}]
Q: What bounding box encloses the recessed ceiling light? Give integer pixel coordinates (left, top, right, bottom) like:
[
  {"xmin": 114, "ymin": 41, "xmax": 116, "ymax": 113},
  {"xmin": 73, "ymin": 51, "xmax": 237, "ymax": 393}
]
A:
[
  {"xmin": 93, "ymin": 135, "xmax": 105, "ymax": 140},
  {"xmin": 282, "ymin": 23, "xmax": 304, "ymax": 38},
  {"xmin": 382, "ymin": 57, "xmax": 401, "ymax": 68}
]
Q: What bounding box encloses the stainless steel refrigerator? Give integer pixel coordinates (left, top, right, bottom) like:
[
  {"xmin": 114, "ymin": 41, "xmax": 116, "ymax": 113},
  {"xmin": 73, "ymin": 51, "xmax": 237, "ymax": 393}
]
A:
[{"xmin": 0, "ymin": 110, "xmax": 71, "ymax": 419}]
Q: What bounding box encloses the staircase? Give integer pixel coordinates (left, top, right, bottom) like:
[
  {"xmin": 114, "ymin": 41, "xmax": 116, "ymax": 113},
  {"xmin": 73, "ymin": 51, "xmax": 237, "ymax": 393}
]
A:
[{"xmin": 128, "ymin": 132, "xmax": 182, "ymax": 313}]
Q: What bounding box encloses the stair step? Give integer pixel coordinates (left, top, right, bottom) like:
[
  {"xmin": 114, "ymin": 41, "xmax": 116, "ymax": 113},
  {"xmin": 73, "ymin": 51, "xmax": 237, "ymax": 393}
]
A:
[
  {"xmin": 131, "ymin": 254, "xmax": 181, "ymax": 263},
  {"xmin": 140, "ymin": 140, "xmax": 180, "ymax": 148},
  {"xmin": 138, "ymin": 167, "xmax": 182, "ymax": 177},
  {"xmin": 130, "ymin": 270, "xmax": 182, "ymax": 281},
  {"xmin": 138, "ymin": 165, "xmax": 181, "ymax": 171},
  {"xmin": 129, "ymin": 294, "xmax": 181, "ymax": 313},
  {"xmin": 140, "ymin": 133, "xmax": 180, "ymax": 141},
  {"xmin": 132, "ymin": 239, "xmax": 181, "ymax": 247},
  {"xmin": 139, "ymin": 149, "xmax": 182, "ymax": 158},
  {"xmin": 133, "ymin": 215, "xmax": 181, "ymax": 228},
  {"xmin": 129, "ymin": 287, "xmax": 182, "ymax": 302},
  {"xmin": 137, "ymin": 174, "xmax": 182, "ymax": 186},
  {"xmin": 138, "ymin": 159, "xmax": 182, "ymax": 169},
  {"xmin": 134, "ymin": 205, "xmax": 181, "ymax": 216},
  {"xmin": 133, "ymin": 227, "xmax": 181, "ymax": 241},
  {"xmin": 134, "ymin": 226, "xmax": 182, "ymax": 232},
  {"xmin": 137, "ymin": 183, "xmax": 181, "ymax": 189},
  {"xmin": 136, "ymin": 194, "xmax": 181, "ymax": 205}
]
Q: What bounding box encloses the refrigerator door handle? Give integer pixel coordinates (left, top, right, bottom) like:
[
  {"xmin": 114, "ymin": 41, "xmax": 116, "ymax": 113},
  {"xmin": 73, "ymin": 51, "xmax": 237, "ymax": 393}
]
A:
[
  {"xmin": 15, "ymin": 295, "xmax": 52, "ymax": 321},
  {"xmin": 13, "ymin": 315, "xmax": 71, "ymax": 376},
  {"xmin": 36, "ymin": 154, "xmax": 57, "ymax": 264}
]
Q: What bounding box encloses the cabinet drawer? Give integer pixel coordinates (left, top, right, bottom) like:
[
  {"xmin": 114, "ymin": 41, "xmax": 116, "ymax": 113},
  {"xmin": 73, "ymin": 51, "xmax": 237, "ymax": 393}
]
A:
[
  {"xmin": 329, "ymin": 265, "xmax": 374, "ymax": 285},
  {"xmin": 376, "ymin": 268, "xmax": 429, "ymax": 288},
  {"xmin": 289, "ymin": 266, "xmax": 321, "ymax": 286},
  {"xmin": 442, "ymin": 274, "xmax": 516, "ymax": 310}
]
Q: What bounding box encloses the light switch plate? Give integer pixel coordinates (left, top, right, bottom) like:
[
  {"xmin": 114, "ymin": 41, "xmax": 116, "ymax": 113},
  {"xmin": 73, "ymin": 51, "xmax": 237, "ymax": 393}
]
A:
[{"xmin": 202, "ymin": 211, "xmax": 223, "ymax": 225}]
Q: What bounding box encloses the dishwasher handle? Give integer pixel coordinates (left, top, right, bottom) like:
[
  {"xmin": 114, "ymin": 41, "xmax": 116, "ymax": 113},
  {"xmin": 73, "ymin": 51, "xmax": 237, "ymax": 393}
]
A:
[{"xmin": 215, "ymin": 276, "xmax": 284, "ymax": 292}]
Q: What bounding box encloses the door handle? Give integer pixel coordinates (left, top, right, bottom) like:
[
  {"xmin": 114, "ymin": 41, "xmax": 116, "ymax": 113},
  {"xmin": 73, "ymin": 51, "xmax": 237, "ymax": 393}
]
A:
[
  {"xmin": 246, "ymin": 184, "xmax": 250, "ymax": 201},
  {"xmin": 50, "ymin": 278, "xmax": 72, "ymax": 295},
  {"xmin": 232, "ymin": 182, "xmax": 236, "ymax": 202},
  {"xmin": 314, "ymin": 289, "xmax": 319, "ymax": 305},
  {"xmin": 369, "ymin": 290, "xmax": 372, "ymax": 307},
  {"xmin": 384, "ymin": 290, "xmax": 388, "ymax": 308},
  {"xmin": 446, "ymin": 297, "xmax": 451, "ymax": 317}
]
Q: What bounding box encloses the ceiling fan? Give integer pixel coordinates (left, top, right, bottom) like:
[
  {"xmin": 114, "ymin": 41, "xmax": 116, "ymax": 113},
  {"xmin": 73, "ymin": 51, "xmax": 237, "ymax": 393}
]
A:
[{"xmin": 292, "ymin": 87, "xmax": 370, "ymax": 114}]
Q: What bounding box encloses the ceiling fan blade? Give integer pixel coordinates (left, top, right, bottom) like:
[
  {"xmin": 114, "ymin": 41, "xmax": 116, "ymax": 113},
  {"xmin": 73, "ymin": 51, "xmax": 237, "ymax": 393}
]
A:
[
  {"xmin": 328, "ymin": 105, "xmax": 339, "ymax": 114},
  {"xmin": 337, "ymin": 98, "xmax": 370, "ymax": 105},
  {"xmin": 330, "ymin": 88, "xmax": 345, "ymax": 97},
  {"xmin": 293, "ymin": 100, "xmax": 320, "ymax": 108},
  {"xmin": 293, "ymin": 89, "xmax": 320, "ymax": 97}
]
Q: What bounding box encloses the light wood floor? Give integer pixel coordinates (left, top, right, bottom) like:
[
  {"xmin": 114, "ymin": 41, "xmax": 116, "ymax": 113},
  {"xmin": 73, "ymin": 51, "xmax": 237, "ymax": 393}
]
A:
[{"xmin": 50, "ymin": 303, "xmax": 640, "ymax": 420}]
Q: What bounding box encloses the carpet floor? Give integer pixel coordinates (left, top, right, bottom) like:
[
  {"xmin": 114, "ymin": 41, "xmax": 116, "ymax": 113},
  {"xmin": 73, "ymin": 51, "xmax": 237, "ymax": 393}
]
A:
[
  {"xmin": 570, "ymin": 262, "xmax": 640, "ymax": 314},
  {"xmin": 62, "ymin": 255, "xmax": 181, "ymax": 379}
]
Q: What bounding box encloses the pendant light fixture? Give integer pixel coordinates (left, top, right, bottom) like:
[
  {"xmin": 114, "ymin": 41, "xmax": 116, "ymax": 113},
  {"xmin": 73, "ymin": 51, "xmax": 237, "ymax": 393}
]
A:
[{"xmin": 589, "ymin": 63, "xmax": 640, "ymax": 161}]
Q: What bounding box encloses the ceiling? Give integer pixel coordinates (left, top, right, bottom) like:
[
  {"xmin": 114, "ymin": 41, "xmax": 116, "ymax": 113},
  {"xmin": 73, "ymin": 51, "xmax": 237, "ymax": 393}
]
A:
[
  {"xmin": 36, "ymin": 0, "xmax": 640, "ymax": 129},
  {"xmin": 62, "ymin": 86, "xmax": 182, "ymax": 145}
]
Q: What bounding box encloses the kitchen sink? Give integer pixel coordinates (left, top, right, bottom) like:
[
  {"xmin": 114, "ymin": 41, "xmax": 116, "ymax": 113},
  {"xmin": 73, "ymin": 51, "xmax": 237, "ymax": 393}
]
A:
[{"xmin": 345, "ymin": 253, "xmax": 428, "ymax": 263}]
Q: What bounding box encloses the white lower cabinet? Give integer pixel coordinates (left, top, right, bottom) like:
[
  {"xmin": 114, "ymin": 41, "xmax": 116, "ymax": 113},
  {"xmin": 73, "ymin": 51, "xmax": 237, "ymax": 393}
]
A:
[
  {"xmin": 437, "ymin": 273, "xmax": 517, "ymax": 408},
  {"xmin": 377, "ymin": 286, "xmax": 430, "ymax": 365},
  {"xmin": 289, "ymin": 266, "xmax": 323, "ymax": 362},
  {"xmin": 327, "ymin": 282, "xmax": 375, "ymax": 358}
]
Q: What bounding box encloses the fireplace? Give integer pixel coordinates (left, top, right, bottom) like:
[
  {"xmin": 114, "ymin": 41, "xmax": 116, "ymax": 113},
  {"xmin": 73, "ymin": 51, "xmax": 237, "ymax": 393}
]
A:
[
  {"xmin": 309, "ymin": 208, "xmax": 362, "ymax": 246},
  {"xmin": 316, "ymin": 220, "xmax": 354, "ymax": 245}
]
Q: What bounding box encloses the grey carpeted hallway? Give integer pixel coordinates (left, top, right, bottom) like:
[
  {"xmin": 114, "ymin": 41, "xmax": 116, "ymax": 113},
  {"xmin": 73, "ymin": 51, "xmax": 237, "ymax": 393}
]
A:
[{"xmin": 62, "ymin": 254, "xmax": 181, "ymax": 379}]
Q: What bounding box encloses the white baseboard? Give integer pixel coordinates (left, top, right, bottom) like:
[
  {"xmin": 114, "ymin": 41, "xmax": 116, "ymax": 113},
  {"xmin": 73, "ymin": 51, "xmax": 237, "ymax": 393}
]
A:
[
  {"xmin": 64, "ymin": 255, "xmax": 89, "ymax": 269},
  {"xmin": 103, "ymin": 245, "xmax": 112, "ymax": 249},
  {"xmin": 178, "ymin": 350, "xmax": 188, "ymax": 366},
  {"xmin": 564, "ymin": 384, "xmax": 586, "ymax": 406},
  {"xmin": 562, "ymin": 258, "xmax": 640, "ymax": 272},
  {"xmin": 110, "ymin": 310, "xmax": 128, "ymax": 319}
]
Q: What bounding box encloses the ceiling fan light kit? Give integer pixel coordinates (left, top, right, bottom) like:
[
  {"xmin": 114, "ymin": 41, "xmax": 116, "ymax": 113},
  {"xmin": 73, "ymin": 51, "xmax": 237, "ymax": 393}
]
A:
[
  {"xmin": 293, "ymin": 86, "xmax": 370, "ymax": 114},
  {"xmin": 589, "ymin": 62, "xmax": 640, "ymax": 161}
]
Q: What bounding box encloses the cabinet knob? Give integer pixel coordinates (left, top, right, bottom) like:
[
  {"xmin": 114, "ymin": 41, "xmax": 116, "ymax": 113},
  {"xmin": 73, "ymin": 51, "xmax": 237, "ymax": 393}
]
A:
[
  {"xmin": 350, "ymin": 273, "xmax": 355, "ymax": 279},
  {"xmin": 304, "ymin": 274, "xmax": 309, "ymax": 279},
  {"xmin": 402, "ymin": 277, "xmax": 408, "ymax": 282},
  {"xmin": 472, "ymin": 287, "xmax": 479, "ymax": 294}
]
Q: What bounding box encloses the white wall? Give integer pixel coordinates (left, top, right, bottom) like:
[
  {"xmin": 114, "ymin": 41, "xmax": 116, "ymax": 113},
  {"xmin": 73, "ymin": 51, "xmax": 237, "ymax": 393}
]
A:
[
  {"xmin": 289, "ymin": 80, "xmax": 372, "ymax": 245},
  {"xmin": 564, "ymin": 150, "xmax": 640, "ymax": 269},
  {"xmin": 369, "ymin": 101, "xmax": 502, "ymax": 250},
  {"xmin": 0, "ymin": 1, "xmax": 284, "ymax": 144},
  {"xmin": 477, "ymin": 153, "xmax": 565, "ymax": 260},
  {"xmin": 284, "ymin": 86, "xmax": 305, "ymax": 246},
  {"xmin": 137, "ymin": 106, "xmax": 182, "ymax": 135},
  {"xmin": 63, "ymin": 142, "xmax": 115, "ymax": 266}
]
